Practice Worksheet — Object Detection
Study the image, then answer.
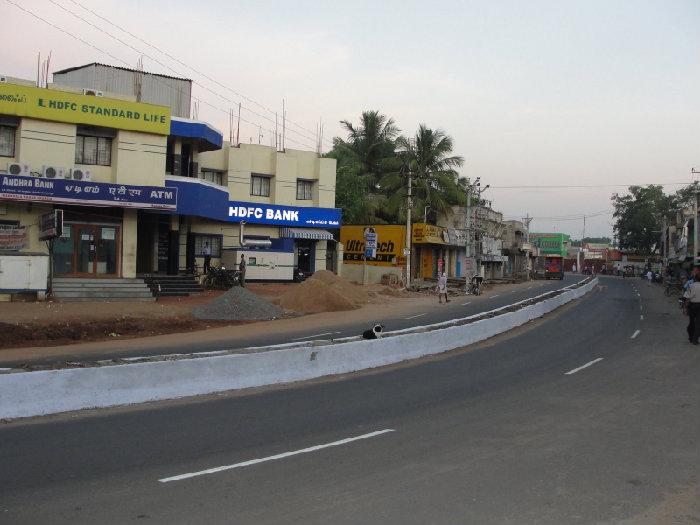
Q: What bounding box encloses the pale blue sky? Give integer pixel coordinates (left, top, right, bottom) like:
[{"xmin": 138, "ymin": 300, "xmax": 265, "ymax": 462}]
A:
[{"xmin": 3, "ymin": 0, "xmax": 699, "ymax": 237}]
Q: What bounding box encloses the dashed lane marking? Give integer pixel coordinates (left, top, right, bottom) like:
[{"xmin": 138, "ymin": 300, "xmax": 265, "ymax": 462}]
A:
[
  {"xmin": 405, "ymin": 313, "xmax": 427, "ymax": 320},
  {"xmin": 461, "ymin": 301, "xmax": 472, "ymax": 306},
  {"xmin": 158, "ymin": 429, "xmax": 396, "ymax": 483},
  {"xmin": 489, "ymin": 294, "xmax": 500, "ymax": 299},
  {"xmin": 565, "ymin": 358, "xmax": 604, "ymax": 375},
  {"xmin": 631, "ymin": 330, "xmax": 640, "ymax": 339}
]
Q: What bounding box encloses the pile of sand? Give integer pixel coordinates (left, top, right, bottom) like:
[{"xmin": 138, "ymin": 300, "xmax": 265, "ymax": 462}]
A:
[{"xmin": 276, "ymin": 270, "xmax": 369, "ymax": 314}]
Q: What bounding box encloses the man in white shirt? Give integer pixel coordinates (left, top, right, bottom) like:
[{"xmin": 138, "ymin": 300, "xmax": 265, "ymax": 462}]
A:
[{"xmin": 683, "ymin": 267, "xmax": 700, "ymax": 344}]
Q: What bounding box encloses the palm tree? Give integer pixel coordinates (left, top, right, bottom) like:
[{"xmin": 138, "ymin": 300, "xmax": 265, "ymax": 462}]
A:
[{"xmin": 385, "ymin": 125, "xmax": 465, "ymax": 222}]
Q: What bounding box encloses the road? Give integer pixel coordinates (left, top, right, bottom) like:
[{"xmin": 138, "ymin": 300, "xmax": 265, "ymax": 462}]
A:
[
  {"xmin": 1, "ymin": 275, "xmax": 585, "ymax": 367},
  {"xmin": 0, "ymin": 276, "xmax": 698, "ymax": 524}
]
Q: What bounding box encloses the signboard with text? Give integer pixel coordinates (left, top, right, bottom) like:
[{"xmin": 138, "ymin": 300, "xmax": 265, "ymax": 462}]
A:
[
  {"xmin": 0, "ymin": 83, "xmax": 170, "ymax": 135},
  {"xmin": 0, "ymin": 174, "xmax": 177, "ymax": 210},
  {"xmin": 0, "ymin": 225, "xmax": 26, "ymax": 250},
  {"xmin": 340, "ymin": 225, "xmax": 406, "ymax": 266},
  {"xmin": 39, "ymin": 209, "xmax": 63, "ymax": 241},
  {"xmin": 227, "ymin": 201, "xmax": 341, "ymax": 227}
]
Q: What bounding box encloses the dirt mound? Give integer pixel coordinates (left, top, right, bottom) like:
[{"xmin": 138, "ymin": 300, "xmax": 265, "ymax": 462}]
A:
[
  {"xmin": 193, "ymin": 286, "xmax": 283, "ymax": 321},
  {"xmin": 277, "ymin": 270, "xmax": 369, "ymax": 314}
]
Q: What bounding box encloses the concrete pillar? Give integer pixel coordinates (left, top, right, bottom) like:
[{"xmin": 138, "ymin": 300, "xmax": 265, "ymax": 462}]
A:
[{"xmin": 122, "ymin": 209, "xmax": 137, "ymax": 278}]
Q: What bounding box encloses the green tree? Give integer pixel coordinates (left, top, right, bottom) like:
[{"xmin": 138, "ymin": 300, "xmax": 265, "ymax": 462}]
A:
[
  {"xmin": 383, "ymin": 124, "xmax": 466, "ymax": 222},
  {"xmin": 612, "ymin": 185, "xmax": 674, "ymax": 253}
]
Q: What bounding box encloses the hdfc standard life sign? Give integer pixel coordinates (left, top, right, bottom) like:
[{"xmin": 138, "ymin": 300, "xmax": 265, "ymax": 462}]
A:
[{"xmin": 0, "ymin": 83, "xmax": 171, "ymax": 135}]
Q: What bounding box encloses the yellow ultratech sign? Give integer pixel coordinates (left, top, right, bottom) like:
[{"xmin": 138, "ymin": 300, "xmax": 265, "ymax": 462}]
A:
[
  {"xmin": 340, "ymin": 225, "xmax": 406, "ymax": 266},
  {"xmin": 0, "ymin": 83, "xmax": 171, "ymax": 135}
]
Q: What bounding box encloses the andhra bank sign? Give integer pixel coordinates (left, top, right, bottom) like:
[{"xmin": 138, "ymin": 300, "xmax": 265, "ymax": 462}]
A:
[{"xmin": 0, "ymin": 83, "xmax": 170, "ymax": 135}]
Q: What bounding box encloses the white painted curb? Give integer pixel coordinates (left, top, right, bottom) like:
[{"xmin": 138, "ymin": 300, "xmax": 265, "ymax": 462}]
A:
[{"xmin": 0, "ymin": 279, "xmax": 597, "ymax": 419}]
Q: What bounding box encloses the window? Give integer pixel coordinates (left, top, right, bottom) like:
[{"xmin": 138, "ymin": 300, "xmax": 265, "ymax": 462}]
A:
[
  {"xmin": 200, "ymin": 169, "xmax": 225, "ymax": 186},
  {"xmin": 76, "ymin": 135, "xmax": 112, "ymax": 165},
  {"xmin": 0, "ymin": 125, "xmax": 15, "ymax": 157},
  {"xmin": 251, "ymin": 174, "xmax": 271, "ymax": 197},
  {"xmin": 296, "ymin": 179, "xmax": 313, "ymax": 200},
  {"xmin": 194, "ymin": 234, "xmax": 222, "ymax": 258}
]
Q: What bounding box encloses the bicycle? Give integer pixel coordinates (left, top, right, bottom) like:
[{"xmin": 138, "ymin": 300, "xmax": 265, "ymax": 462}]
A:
[{"xmin": 468, "ymin": 274, "xmax": 483, "ymax": 296}]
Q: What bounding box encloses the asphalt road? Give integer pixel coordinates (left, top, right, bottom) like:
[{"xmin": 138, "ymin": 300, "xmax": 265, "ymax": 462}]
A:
[
  {"xmin": 2, "ymin": 274, "xmax": 585, "ymax": 367},
  {"xmin": 1, "ymin": 276, "xmax": 698, "ymax": 524}
]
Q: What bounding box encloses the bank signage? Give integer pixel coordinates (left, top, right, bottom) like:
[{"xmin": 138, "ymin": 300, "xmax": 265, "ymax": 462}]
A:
[
  {"xmin": 0, "ymin": 83, "xmax": 171, "ymax": 135},
  {"xmin": 0, "ymin": 174, "xmax": 177, "ymax": 210},
  {"xmin": 227, "ymin": 201, "xmax": 341, "ymax": 227}
]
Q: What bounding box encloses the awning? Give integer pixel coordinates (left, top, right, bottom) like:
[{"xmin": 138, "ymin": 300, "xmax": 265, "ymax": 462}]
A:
[{"xmin": 280, "ymin": 227, "xmax": 334, "ymax": 241}]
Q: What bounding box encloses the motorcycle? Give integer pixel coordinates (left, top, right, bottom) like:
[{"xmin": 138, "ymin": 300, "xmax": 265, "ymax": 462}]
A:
[{"xmin": 468, "ymin": 274, "xmax": 483, "ymax": 296}]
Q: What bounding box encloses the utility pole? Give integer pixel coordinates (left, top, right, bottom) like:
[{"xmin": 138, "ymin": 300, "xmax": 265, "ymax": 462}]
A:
[
  {"xmin": 693, "ymin": 169, "xmax": 700, "ymax": 266},
  {"xmin": 405, "ymin": 166, "xmax": 412, "ymax": 288},
  {"xmin": 523, "ymin": 213, "xmax": 533, "ymax": 280}
]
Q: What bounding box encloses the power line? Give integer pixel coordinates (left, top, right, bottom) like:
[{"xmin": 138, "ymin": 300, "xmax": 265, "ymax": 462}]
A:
[
  {"xmin": 490, "ymin": 182, "xmax": 692, "ymax": 189},
  {"xmin": 45, "ymin": 0, "xmax": 321, "ymax": 148},
  {"xmin": 66, "ymin": 0, "xmax": 331, "ymax": 147},
  {"xmin": 5, "ymin": 0, "xmax": 318, "ymax": 151}
]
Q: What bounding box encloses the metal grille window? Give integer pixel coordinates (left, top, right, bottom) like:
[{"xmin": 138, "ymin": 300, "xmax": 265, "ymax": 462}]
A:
[
  {"xmin": 0, "ymin": 126, "xmax": 16, "ymax": 157},
  {"xmin": 251, "ymin": 175, "xmax": 271, "ymax": 197},
  {"xmin": 194, "ymin": 234, "xmax": 222, "ymax": 257},
  {"xmin": 296, "ymin": 179, "xmax": 313, "ymax": 200},
  {"xmin": 75, "ymin": 135, "xmax": 112, "ymax": 166},
  {"xmin": 201, "ymin": 169, "xmax": 225, "ymax": 186}
]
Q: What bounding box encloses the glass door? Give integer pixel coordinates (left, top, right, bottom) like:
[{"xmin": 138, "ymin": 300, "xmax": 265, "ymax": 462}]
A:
[{"xmin": 75, "ymin": 225, "xmax": 97, "ymax": 276}]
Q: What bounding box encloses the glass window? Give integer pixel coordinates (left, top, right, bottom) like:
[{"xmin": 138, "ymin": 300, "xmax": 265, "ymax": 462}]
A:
[
  {"xmin": 200, "ymin": 170, "xmax": 225, "ymax": 186},
  {"xmin": 76, "ymin": 135, "xmax": 112, "ymax": 165},
  {"xmin": 251, "ymin": 175, "xmax": 271, "ymax": 197},
  {"xmin": 194, "ymin": 234, "xmax": 222, "ymax": 258},
  {"xmin": 296, "ymin": 179, "xmax": 313, "ymax": 200},
  {"xmin": 0, "ymin": 125, "xmax": 16, "ymax": 157}
]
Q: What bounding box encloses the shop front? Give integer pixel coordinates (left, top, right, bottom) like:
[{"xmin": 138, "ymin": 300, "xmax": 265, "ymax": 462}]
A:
[
  {"xmin": 54, "ymin": 221, "xmax": 121, "ymax": 277},
  {"xmin": 412, "ymin": 223, "xmax": 464, "ymax": 279}
]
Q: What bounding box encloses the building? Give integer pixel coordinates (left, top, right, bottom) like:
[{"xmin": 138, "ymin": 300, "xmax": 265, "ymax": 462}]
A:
[
  {"xmin": 0, "ymin": 66, "xmax": 338, "ymax": 298},
  {"xmin": 502, "ymin": 220, "xmax": 532, "ymax": 279}
]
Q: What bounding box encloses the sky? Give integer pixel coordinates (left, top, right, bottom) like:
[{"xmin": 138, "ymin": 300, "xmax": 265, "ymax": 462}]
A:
[{"xmin": 3, "ymin": 0, "xmax": 699, "ymax": 238}]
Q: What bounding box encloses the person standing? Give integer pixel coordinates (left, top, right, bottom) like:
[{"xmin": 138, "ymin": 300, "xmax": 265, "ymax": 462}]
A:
[
  {"xmin": 239, "ymin": 253, "xmax": 246, "ymax": 287},
  {"xmin": 202, "ymin": 242, "xmax": 212, "ymax": 275},
  {"xmin": 572, "ymin": 263, "xmax": 577, "ymax": 273},
  {"xmin": 646, "ymin": 269, "xmax": 653, "ymax": 286},
  {"xmin": 683, "ymin": 267, "xmax": 700, "ymax": 344},
  {"xmin": 437, "ymin": 272, "xmax": 450, "ymax": 304}
]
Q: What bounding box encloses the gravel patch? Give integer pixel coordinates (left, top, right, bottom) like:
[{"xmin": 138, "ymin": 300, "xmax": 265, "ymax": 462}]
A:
[{"xmin": 193, "ymin": 286, "xmax": 283, "ymax": 321}]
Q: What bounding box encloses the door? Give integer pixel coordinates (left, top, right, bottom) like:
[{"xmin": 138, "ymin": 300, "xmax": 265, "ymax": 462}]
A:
[{"xmin": 75, "ymin": 225, "xmax": 97, "ymax": 276}]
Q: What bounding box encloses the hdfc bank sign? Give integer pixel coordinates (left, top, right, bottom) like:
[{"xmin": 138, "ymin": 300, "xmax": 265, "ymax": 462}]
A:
[{"xmin": 228, "ymin": 205, "xmax": 299, "ymax": 222}]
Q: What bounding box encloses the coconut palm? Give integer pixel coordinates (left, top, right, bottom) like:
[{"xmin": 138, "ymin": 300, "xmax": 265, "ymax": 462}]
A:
[{"xmin": 384, "ymin": 124, "xmax": 466, "ymax": 222}]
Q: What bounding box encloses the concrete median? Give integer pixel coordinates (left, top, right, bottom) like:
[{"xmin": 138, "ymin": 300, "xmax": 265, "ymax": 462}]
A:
[{"xmin": 0, "ymin": 278, "xmax": 597, "ymax": 419}]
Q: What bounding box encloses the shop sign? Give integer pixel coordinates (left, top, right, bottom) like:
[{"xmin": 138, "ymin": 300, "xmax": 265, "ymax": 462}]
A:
[
  {"xmin": 0, "ymin": 174, "xmax": 177, "ymax": 210},
  {"xmin": 39, "ymin": 209, "xmax": 63, "ymax": 241},
  {"xmin": 0, "ymin": 83, "xmax": 170, "ymax": 135},
  {"xmin": 364, "ymin": 227, "xmax": 377, "ymax": 259},
  {"xmin": 340, "ymin": 225, "xmax": 405, "ymax": 266},
  {"xmin": 227, "ymin": 201, "xmax": 341, "ymax": 227},
  {"xmin": 0, "ymin": 224, "xmax": 26, "ymax": 250},
  {"xmin": 412, "ymin": 223, "xmax": 448, "ymax": 245}
]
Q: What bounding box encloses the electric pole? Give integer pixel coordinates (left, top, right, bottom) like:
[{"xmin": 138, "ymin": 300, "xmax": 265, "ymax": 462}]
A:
[
  {"xmin": 523, "ymin": 213, "xmax": 533, "ymax": 280},
  {"xmin": 405, "ymin": 166, "xmax": 412, "ymax": 288}
]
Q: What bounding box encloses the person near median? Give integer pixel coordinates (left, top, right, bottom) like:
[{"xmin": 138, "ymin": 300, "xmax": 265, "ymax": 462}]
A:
[
  {"xmin": 239, "ymin": 254, "xmax": 246, "ymax": 287},
  {"xmin": 437, "ymin": 272, "xmax": 450, "ymax": 304},
  {"xmin": 202, "ymin": 242, "xmax": 212, "ymax": 274},
  {"xmin": 683, "ymin": 266, "xmax": 700, "ymax": 345}
]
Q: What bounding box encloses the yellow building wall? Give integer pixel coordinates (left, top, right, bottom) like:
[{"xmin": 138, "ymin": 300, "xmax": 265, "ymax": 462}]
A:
[
  {"xmin": 121, "ymin": 209, "xmax": 138, "ymax": 278},
  {"xmin": 17, "ymin": 119, "xmax": 76, "ymax": 172},
  {"xmin": 114, "ymin": 130, "xmax": 167, "ymax": 186}
]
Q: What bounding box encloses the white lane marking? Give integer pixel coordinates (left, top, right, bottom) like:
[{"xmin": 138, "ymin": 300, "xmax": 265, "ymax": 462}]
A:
[
  {"xmin": 405, "ymin": 312, "xmax": 427, "ymax": 320},
  {"xmin": 291, "ymin": 331, "xmax": 341, "ymax": 341},
  {"xmin": 637, "ymin": 293, "xmax": 641, "ymax": 297},
  {"xmin": 159, "ymin": 429, "xmax": 396, "ymax": 483},
  {"xmin": 565, "ymin": 357, "xmax": 604, "ymax": 375},
  {"xmin": 489, "ymin": 294, "xmax": 500, "ymax": 299},
  {"xmin": 631, "ymin": 330, "xmax": 640, "ymax": 339},
  {"xmin": 527, "ymin": 286, "xmax": 533, "ymax": 290},
  {"xmin": 511, "ymin": 290, "xmax": 517, "ymax": 293},
  {"xmin": 640, "ymin": 315, "xmax": 644, "ymax": 320},
  {"xmin": 461, "ymin": 301, "xmax": 472, "ymax": 306}
]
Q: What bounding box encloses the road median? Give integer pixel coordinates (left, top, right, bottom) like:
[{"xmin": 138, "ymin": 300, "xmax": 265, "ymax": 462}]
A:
[{"xmin": 0, "ymin": 278, "xmax": 597, "ymax": 420}]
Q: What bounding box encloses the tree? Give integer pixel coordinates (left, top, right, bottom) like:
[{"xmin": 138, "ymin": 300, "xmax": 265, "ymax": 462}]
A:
[
  {"xmin": 383, "ymin": 124, "xmax": 466, "ymax": 222},
  {"xmin": 612, "ymin": 185, "xmax": 674, "ymax": 253}
]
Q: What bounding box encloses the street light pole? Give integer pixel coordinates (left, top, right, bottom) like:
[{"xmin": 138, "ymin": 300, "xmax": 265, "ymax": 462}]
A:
[{"xmin": 405, "ymin": 164, "xmax": 412, "ymax": 289}]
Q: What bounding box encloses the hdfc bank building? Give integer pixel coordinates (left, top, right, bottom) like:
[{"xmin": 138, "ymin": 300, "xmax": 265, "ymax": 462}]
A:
[{"xmin": 0, "ymin": 65, "xmax": 339, "ymax": 297}]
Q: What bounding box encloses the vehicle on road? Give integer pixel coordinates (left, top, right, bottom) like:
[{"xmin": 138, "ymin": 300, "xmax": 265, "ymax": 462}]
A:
[
  {"xmin": 544, "ymin": 255, "xmax": 564, "ymax": 280},
  {"xmin": 468, "ymin": 274, "xmax": 483, "ymax": 295},
  {"xmin": 203, "ymin": 265, "xmax": 241, "ymax": 290}
]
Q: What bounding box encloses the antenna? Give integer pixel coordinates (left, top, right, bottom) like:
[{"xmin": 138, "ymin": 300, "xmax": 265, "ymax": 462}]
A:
[
  {"xmin": 36, "ymin": 52, "xmax": 40, "ymax": 87},
  {"xmin": 236, "ymin": 102, "xmax": 241, "ymax": 146},
  {"xmin": 282, "ymin": 98, "xmax": 286, "ymax": 151}
]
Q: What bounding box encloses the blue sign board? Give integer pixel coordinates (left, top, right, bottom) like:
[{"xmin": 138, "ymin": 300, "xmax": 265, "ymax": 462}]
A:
[
  {"xmin": 228, "ymin": 201, "xmax": 341, "ymax": 227},
  {"xmin": 0, "ymin": 174, "xmax": 177, "ymax": 210}
]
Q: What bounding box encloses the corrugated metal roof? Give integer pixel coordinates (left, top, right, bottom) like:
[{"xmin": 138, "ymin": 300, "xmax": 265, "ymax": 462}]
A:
[{"xmin": 53, "ymin": 62, "xmax": 192, "ymax": 83}]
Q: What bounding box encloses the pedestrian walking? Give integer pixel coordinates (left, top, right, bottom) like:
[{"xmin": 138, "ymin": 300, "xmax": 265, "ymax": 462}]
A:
[
  {"xmin": 683, "ymin": 267, "xmax": 700, "ymax": 345},
  {"xmin": 572, "ymin": 263, "xmax": 577, "ymax": 273},
  {"xmin": 437, "ymin": 272, "xmax": 450, "ymax": 304},
  {"xmin": 239, "ymin": 253, "xmax": 246, "ymax": 287},
  {"xmin": 202, "ymin": 242, "xmax": 212, "ymax": 274},
  {"xmin": 646, "ymin": 269, "xmax": 653, "ymax": 286}
]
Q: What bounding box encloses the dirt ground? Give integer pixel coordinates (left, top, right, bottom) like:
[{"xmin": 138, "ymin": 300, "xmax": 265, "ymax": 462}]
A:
[{"xmin": 0, "ymin": 281, "xmax": 422, "ymax": 350}]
